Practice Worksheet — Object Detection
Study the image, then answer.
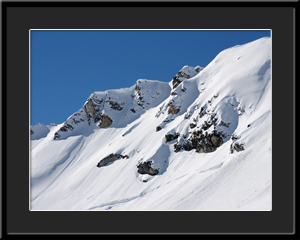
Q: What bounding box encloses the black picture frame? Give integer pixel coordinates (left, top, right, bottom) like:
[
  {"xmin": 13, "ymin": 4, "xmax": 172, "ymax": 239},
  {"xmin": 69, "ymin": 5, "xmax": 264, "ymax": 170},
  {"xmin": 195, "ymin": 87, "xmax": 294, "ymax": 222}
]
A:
[{"xmin": 1, "ymin": 1, "xmax": 298, "ymax": 238}]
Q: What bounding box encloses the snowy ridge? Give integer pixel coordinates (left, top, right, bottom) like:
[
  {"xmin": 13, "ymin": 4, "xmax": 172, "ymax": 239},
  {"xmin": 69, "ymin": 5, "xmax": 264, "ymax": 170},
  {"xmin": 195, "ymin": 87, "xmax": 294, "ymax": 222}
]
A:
[{"xmin": 31, "ymin": 37, "xmax": 271, "ymax": 210}]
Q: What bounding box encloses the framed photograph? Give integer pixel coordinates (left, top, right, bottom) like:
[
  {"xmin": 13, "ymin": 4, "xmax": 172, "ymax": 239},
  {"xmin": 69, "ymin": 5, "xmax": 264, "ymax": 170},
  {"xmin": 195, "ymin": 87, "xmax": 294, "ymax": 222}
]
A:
[{"xmin": 2, "ymin": 1, "xmax": 297, "ymax": 238}]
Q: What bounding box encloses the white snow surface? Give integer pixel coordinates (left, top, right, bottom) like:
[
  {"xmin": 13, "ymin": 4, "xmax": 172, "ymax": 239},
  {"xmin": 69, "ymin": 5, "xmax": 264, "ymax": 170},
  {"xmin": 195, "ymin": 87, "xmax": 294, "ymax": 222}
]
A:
[{"xmin": 31, "ymin": 37, "xmax": 271, "ymax": 210}]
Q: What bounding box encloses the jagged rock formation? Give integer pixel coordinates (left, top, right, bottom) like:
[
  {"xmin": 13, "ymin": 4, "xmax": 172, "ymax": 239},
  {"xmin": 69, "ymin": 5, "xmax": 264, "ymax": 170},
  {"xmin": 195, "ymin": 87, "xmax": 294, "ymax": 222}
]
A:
[
  {"xmin": 165, "ymin": 133, "xmax": 180, "ymax": 143},
  {"xmin": 156, "ymin": 126, "xmax": 162, "ymax": 132},
  {"xmin": 171, "ymin": 65, "xmax": 203, "ymax": 89},
  {"xmin": 98, "ymin": 115, "xmax": 113, "ymax": 128},
  {"xmin": 174, "ymin": 131, "xmax": 224, "ymax": 153},
  {"xmin": 97, "ymin": 153, "xmax": 129, "ymax": 167},
  {"xmin": 137, "ymin": 161, "xmax": 159, "ymax": 176},
  {"xmin": 85, "ymin": 98, "xmax": 99, "ymax": 124},
  {"xmin": 230, "ymin": 142, "xmax": 245, "ymax": 153},
  {"xmin": 168, "ymin": 102, "xmax": 180, "ymax": 115},
  {"xmin": 52, "ymin": 80, "xmax": 170, "ymax": 140}
]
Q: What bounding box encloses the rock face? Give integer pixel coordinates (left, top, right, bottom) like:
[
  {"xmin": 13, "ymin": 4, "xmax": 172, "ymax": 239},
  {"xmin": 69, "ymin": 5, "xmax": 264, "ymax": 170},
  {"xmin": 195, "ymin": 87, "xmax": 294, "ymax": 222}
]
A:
[
  {"xmin": 171, "ymin": 66, "xmax": 203, "ymax": 89},
  {"xmin": 174, "ymin": 131, "xmax": 224, "ymax": 153},
  {"xmin": 97, "ymin": 153, "xmax": 129, "ymax": 167},
  {"xmin": 168, "ymin": 103, "xmax": 180, "ymax": 115},
  {"xmin": 53, "ymin": 79, "xmax": 171, "ymax": 140},
  {"xmin": 165, "ymin": 133, "xmax": 180, "ymax": 143},
  {"xmin": 172, "ymin": 71, "xmax": 190, "ymax": 89},
  {"xmin": 85, "ymin": 98, "xmax": 99, "ymax": 124},
  {"xmin": 99, "ymin": 115, "xmax": 113, "ymax": 128},
  {"xmin": 230, "ymin": 142, "xmax": 245, "ymax": 153},
  {"xmin": 137, "ymin": 161, "xmax": 159, "ymax": 176},
  {"xmin": 108, "ymin": 101, "xmax": 124, "ymax": 111}
]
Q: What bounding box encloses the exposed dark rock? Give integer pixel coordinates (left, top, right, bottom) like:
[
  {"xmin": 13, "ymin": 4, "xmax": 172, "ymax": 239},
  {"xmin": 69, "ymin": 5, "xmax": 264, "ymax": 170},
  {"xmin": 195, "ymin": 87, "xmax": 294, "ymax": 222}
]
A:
[
  {"xmin": 247, "ymin": 124, "xmax": 251, "ymax": 128},
  {"xmin": 109, "ymin": 101, "xmax": 124, "ymax": 111},
  {"xmin": 156, "ymin": 126, "xmax": 162, "ymax": 132},
  {"xmin": 134, "ymin": 84, "xmax": 145, "ymax": 108},
  {"xmin": 231, "ymin": 133, "xmax": 238, "ymax": 140},
  {"xmin": 165, "ymin": 133, "xmax": 180, "ymax": 143},
  {"xmin": 130, "ymin": 108, "xmax": 136, "ymax": 113},
  {"xmin": 199, "ymin": 107, "xmax": 205, "ymax": 118},
  {"xmin": 135, "ymin": 84, "xmax": 140, "ymax": 91},
  {"xmin": 178, "ymin": 71, "xmax": 190, "ymax": 79},
  {"xmin": 174, "ymin": 143, "xmax": 182, "ymax": 152},
  {"xmin": 30, "ymin": 130, "xmax": 34, "ymax": 135},
  {"xmin": 202, "ymin": 121, "xmax": 211, "ymax": 130},
  {"xmin": 171, "ymin": 91, "xmax": 177, "ymax": 96},
  {"xmin": 59, "ymin": 124, "xmax": 74, "ymax": 132},
  {"xmin": 181, "ymin": 87, "xmax": 187, "ymax": 92},
  {"xmin": 93, "ymin": 98, "xmax": 104, "ymax": 105},
  {"xmin": 176, "ymin": 131, "xmax": 224, "ymax": 153},
  {"xmin": 53, "ymin": 132, "xmax": 60, "ymax": 140},
  {"xmin": 168, "ymin": 103, "xmax": 180, "ymax": 115},
  {"xmin": 189, "ymin": 123, "xmax": 197, "ymax": 129},
  {"xmin": 171, "ymin": 70, "xmax": 191, "ymax": 89},
  {"xmin": 99, "ymin": 115, "xmax": 113, "ymax": 128},
  {"xmin": 210, "ymin": 134, "xmax": 223, "ymax": 147},
  {"xmin": 84, "ymin": 98, "xmax": 100, "ymax": 124},
  {"xmin": 97, "ymin": 153, "xmax": 129, "ymax": 167},
  {"xmin": 172, "ymin": 77, "xmax": 182, "ymax": 89},
  {"xmin": 137, "ymin": 161, "xmax": 159, "ymax": 176},
  {"xmin": 230, "ymin": 142, "xmax": 245, "ymax": 153},
  {"xmin": 220, "ymin": 120, "xmax": 230, "ymax": 127},
  {"xmin": 72, "ymin": 118, "xmax": 85, "ymax": 125}
]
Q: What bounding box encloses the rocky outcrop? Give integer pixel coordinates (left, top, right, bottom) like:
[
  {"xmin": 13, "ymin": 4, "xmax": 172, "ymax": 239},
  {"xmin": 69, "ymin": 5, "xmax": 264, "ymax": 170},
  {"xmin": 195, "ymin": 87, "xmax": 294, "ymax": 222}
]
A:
[
  {"xmin": 165, "ymin": 133, "xmax": 180, "ymax": 143},
  {"xmin": 168, "ymin": 103, "xmax": 180, "ymax": 115},
  {"xmin": 30, "ymin": 130, "xmax": 34, "ymax": 135},
  {"xmin": 174, "ymin": 131, "xmax": 224, "ymax": 153},
  {"xmin": 84, "ymin": 98, "xmax": 100, "ymax": 124},
  {"xmin": 195, "ymin": 66, "xmax": 202, "ymax": 72},
  {"xmin": 108, "ymin": 101, "xmax": 124, "ymax": 111},
  {"xmin": 134, "ymin": 84, "xmax": 145, "ymax": 108},
  {"xmin": 172, "ymin": 77, "xmax": 182, "ymax": 89},
  {"xmin": 99, "ymin": 115, "xmax": 113, "ymax": 128},
  {"xmin": 59, "ymin": 123, "xmax": 74, "ymax": 132},
  {"xmin": 172, "ymin": 70, "xmax": 191, "ymax": 89},
  {"xmin": 54, "ymin": 123, "xmax": 75, "ymax": 140},
  {"xmin": 230, "ymin": 142, "xmax": 245, "ymax": 153},
  {"xmin": 156, "ymin": 126, "xmax": 162, "ymax": 132},
  {"xmin": 137, "ymin": 161, "xmax": 159, "ymax": 176},
  {"xmin": 219, "ymin": 120, "xmax": 230, "ymax": 127},
  {"xmin": 97, "ymin": 153, "xmax": 129, "ymax": 167}
]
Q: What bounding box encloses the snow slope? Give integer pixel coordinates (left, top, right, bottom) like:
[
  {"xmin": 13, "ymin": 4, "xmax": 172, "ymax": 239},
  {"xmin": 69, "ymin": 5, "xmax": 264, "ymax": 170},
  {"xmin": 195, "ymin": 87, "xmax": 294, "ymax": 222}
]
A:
[{"xmin": 30, "ymin": 37, "xmax": 271, "ymax": 210}]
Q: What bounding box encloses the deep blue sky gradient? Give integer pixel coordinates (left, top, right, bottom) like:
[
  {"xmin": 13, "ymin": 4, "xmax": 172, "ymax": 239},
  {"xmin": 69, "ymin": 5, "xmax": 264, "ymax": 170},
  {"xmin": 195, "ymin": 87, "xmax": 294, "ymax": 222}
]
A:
[{"xmin": 30, "ymin": 30, "xmax": 271, "ymax": 125}]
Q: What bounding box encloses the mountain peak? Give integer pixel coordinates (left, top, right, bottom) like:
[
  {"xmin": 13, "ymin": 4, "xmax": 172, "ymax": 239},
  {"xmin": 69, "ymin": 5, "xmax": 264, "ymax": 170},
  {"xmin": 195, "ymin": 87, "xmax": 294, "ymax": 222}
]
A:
[{"xmin": 171, "ymin": 65, "xmax": 203, "ymax": 89}]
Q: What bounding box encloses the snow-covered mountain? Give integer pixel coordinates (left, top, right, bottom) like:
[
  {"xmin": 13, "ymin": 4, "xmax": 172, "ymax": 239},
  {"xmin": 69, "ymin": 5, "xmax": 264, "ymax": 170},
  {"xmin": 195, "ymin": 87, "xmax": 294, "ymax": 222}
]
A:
[{"xmin": 30, "ymin": 37, "xmax": 272, "ymax": 210}]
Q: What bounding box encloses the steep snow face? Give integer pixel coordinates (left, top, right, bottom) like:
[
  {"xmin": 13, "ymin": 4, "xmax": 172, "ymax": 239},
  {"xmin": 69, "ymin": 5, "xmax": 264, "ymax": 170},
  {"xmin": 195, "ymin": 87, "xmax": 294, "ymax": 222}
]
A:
[{"xmin": 31, "ymin": 37, "xmax": 271, "ymax": 210}]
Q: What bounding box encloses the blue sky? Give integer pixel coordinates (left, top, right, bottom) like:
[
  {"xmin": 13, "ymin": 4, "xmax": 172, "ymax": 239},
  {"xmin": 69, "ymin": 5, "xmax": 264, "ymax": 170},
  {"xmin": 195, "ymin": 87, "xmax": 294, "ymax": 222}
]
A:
[{"xmin": 30, "ymin": 30, "xmax": 271, "ymax": 125}]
